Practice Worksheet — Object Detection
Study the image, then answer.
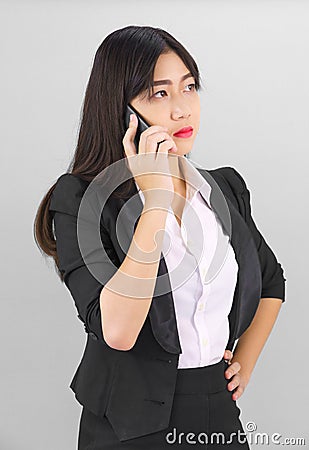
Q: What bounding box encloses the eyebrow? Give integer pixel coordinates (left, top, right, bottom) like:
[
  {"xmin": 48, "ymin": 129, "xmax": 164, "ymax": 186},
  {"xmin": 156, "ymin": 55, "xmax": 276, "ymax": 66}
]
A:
[{"xmin": 152, "ymin": 72, "xmax": 194, "ymax": 87}]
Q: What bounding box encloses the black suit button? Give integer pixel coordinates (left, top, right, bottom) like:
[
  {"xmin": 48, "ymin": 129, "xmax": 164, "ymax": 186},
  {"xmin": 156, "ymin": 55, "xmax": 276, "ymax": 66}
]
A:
[{"xmin": 89, "ymin": 332, "xmax": 98, "ymax": 341}]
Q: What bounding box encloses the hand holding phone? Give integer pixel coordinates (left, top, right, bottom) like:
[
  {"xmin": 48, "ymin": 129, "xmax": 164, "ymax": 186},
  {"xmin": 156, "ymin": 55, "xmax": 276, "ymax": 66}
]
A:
[
  {"xmin": 124, "ymin": 104, "xmax": 150, "ymax": 153},
  {"xmin": 122, "ymin": 104, "xmax": 178, "ymax": 204}
]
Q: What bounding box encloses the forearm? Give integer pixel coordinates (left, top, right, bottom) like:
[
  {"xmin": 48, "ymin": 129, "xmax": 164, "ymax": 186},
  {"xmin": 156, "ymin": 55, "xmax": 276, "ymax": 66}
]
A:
[
  {"xmin": 100, "ymin": 199, "xmax": 169, "ymax": 350},
  {"xmin": 230, "ymin": 298, "xmax": 283, "ymax": 382}
]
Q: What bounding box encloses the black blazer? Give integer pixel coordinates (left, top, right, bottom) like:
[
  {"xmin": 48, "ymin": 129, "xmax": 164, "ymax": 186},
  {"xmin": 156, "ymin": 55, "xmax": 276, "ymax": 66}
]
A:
[{"xmin": 49, "ymin": 165, "xmax": 286, "ymax": 442}]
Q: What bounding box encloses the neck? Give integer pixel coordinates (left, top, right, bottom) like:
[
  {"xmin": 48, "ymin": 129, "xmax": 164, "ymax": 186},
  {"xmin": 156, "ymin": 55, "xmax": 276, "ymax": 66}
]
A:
[
  {"xmin": 168, "ymin": 154, "xmax": 181, "ymax": 182},
  {"xmin": 168, "ymin": 155, "xmax": 187, "ymax": 194}
]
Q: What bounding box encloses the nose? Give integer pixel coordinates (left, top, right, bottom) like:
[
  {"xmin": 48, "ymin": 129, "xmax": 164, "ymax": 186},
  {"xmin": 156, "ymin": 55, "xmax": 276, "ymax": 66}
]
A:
[
  {"xmin": 171, "ymin": 108, "xmax": 191, "ymax": 120},
  {"xmin": 171, "ymin": 101, "xmax": 191, "ymax": 121}
]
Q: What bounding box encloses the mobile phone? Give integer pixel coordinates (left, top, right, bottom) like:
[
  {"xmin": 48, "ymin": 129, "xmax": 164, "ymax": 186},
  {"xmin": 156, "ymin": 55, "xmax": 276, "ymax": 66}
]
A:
[{"xmin": 124, "ymin": 104, "xmax": 150, "ymax": 153}]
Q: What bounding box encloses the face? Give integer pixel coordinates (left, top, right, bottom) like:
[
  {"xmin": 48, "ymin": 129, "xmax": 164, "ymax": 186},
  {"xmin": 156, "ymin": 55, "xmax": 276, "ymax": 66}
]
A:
[{"xmin": 130, "ymin": 51, "xmax": 200, "ymax": 157}]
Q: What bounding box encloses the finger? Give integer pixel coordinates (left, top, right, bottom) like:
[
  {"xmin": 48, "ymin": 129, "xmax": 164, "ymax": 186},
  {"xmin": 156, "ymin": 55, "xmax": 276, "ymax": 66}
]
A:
[
  {"xmin": 122, "ymin": 113, "xmax": 138, "ymax": 156},
  {"xmin": 224, "ymin": 350, "xmax": 233, "ymax": 361},
  {"xmin": 142, "ymin": 132, "xmax": 175, "ymax": 154},
  {"xmin": 141, "ymin": 125, "xmax": 169, "ymax": 136},
  {"xmin": 137, "ymin": 126, "xmax": 169, "ymax": 155},
  {"xmin": 224, "ymin": 361, "xmax": 241, "ymax": 379},
  {"xmin": 232, "ymin": 384, "xmax": 244, "ymax": 401},
  {"xmin": 227, "ymin": 373, "xmax": 241, "ymax": 391},
  {"xmin": 156, "ymin": 138, "xmax": 177, "ymax": 155}
]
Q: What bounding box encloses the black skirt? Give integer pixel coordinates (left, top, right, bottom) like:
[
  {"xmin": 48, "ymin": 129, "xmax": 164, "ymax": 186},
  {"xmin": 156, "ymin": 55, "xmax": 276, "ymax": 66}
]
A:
[{"xmin": 77, "ymin": 357, "xmax": 250, "ymax": 449}]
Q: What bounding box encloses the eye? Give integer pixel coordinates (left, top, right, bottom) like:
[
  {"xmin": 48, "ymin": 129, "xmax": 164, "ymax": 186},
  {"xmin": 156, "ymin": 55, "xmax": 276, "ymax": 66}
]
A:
[
  {"xmin": 184, "ymin": 83, "xmax": 196, "ymax": 92},
  {"xmin": 153, "ymin": 90, "xmax": 167, "ymax": 98},
  {"xmin": 151, "ymin": 83, "xmax": 196, "ymax": 99}
]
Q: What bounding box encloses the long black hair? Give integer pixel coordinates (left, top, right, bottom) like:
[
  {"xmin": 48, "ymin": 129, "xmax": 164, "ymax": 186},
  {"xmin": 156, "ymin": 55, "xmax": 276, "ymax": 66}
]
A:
[{"xmin": 34, "ymin": 25, "xmax": 203, "ymax": 277}]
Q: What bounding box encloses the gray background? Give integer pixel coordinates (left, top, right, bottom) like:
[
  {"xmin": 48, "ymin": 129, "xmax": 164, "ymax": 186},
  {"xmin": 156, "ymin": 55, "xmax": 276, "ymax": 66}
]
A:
[{"xmin": 1, "ymin": 0, "xmax": 308, "ymax": 448}]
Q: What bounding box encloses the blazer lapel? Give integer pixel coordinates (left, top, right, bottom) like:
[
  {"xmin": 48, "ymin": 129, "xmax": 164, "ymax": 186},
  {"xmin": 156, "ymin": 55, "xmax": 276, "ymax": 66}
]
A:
[{"xmin": 198, "ymin": 171, "xmax": 262, "ymax": 347}]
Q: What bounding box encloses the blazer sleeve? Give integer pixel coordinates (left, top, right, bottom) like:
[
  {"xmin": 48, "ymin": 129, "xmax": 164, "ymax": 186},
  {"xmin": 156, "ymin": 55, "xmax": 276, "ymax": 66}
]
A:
[
  {"xmin": 226, "ymin": 167, "xmax": 287, "ymax": 302},
  {"xmin": 49, "ymin": 173, "xmax": 120, "ymax": 342}
]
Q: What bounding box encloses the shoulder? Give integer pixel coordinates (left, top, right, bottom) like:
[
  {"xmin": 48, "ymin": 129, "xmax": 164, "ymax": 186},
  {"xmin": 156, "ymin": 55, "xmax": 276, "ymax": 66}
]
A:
[
  {"xmin": 203, "ymin": 165, "xmax": 252, "ymax": 219},
  {"xmin": 49, "ymin": 173, "xmax": 91, "ymax": 215},
  {"xmin": 207, "ymin": 166, "xmax": 248, "ymax": 194}
]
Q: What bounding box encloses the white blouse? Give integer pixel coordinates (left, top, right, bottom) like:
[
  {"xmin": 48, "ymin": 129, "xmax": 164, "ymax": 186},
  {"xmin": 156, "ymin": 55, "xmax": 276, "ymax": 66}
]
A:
[{"xmin": 135, "ymin": 172, "xmax": 238, "ymax": 368}]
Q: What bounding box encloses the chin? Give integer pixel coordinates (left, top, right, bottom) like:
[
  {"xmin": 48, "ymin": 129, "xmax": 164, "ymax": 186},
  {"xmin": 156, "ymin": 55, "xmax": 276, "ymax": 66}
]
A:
[{"xmin": 179, "ymin": 146, "xmax": 193, "ymax": 156}]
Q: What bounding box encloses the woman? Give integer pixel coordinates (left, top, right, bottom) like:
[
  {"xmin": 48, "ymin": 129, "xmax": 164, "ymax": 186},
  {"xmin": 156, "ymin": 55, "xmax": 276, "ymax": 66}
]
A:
[{"xmin": 34, "ymin": 25, "xmax": 286, "ymax": 449}]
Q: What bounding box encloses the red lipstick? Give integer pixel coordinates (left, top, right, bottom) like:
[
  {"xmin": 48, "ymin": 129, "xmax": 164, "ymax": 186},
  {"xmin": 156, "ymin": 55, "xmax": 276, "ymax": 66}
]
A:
[{"xmin": 173, "ymin": 126, "xmax": 193, "ymax": 138}]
